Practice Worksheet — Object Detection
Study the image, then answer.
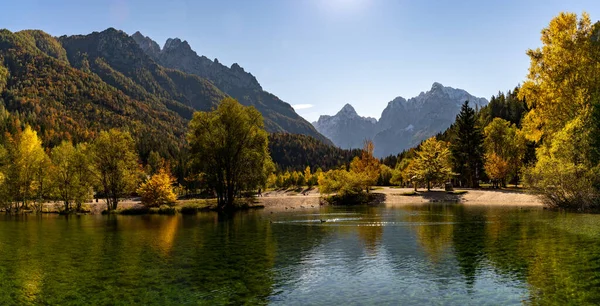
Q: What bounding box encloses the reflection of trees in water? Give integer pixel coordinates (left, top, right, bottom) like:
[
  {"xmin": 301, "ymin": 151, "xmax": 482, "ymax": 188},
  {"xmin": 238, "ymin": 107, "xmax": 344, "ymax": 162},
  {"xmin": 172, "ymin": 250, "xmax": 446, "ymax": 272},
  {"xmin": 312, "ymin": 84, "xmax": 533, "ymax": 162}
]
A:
[
  {"xmin": 482, "ymin": 210, "xmax": 600, "ymax": 304},
  {"xmin": 404, "ymin": 204, "xmax": 455, "ymax": 264},
  {"xmin": 451, "ymin": 205, "xmax": 487, "ymax": 288},
  {"xmin": 0, "ymin": 213, "xmax": 278, "ymax": 304},
  {"xmin": 356, "ymin": 207, "xmax": 384, "ymax": 256},
  {"xmin": 2, "ymin": 208, "xmax": 600, "ymax": 304}
]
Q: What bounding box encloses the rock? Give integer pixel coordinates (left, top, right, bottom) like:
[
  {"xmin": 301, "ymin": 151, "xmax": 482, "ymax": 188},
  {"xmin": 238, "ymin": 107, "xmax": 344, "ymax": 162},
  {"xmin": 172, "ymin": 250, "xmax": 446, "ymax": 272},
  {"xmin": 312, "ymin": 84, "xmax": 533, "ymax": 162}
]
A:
[{"xmin": 312, "ymin": 82, "xmax": 488, "ymax": 157}]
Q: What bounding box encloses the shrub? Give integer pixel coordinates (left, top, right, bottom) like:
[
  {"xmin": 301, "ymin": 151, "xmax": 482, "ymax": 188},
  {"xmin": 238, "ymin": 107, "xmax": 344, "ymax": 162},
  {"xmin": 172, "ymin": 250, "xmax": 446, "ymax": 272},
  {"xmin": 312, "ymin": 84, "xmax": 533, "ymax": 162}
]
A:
[{"xmin": 138, "ymin": 168, "xmax": 177, "ymax": 207}]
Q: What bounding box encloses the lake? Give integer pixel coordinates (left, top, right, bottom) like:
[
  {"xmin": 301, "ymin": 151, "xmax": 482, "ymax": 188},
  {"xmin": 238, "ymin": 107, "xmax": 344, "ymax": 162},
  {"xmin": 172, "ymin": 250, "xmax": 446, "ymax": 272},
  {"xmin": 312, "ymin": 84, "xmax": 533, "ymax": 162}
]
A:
[{"xmin": 1, "ymin": 204, "xmax": 599, "ymax": 305}]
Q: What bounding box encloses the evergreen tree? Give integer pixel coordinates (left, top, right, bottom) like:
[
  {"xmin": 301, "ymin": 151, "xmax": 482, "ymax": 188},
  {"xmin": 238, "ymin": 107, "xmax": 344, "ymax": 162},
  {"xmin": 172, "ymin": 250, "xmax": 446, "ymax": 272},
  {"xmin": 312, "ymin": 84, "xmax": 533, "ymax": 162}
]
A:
[{"xmin": 450, "ymin": 101, "xmax": 484, "ymax": 188}]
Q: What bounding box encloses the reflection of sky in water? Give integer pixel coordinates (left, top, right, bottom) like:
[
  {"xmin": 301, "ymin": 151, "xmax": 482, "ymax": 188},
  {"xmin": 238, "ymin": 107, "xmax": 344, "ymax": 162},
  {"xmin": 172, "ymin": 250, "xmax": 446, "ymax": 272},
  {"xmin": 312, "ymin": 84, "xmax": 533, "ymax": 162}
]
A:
[{"xmin": 269, "ymin": 205, "xmax": 563, "ymax": 304}]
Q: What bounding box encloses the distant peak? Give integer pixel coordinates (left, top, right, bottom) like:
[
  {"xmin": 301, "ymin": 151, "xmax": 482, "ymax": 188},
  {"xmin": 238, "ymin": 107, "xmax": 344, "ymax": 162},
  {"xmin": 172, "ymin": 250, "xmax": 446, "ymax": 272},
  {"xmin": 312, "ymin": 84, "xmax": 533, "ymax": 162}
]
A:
[
  {"xmin": 431, "ymin": 82, "xmax": 445, "ymax": 91},
  {"xmin": 388, "ymin": 96, "xmax": 407, "ymax": 107},
  {"xmin": 337, "ymin": 103, "xmax": 358, "ymax": 117},
  {"xmin": 132, "ymin": 31, "xmax": 143, "ymax": 37}
]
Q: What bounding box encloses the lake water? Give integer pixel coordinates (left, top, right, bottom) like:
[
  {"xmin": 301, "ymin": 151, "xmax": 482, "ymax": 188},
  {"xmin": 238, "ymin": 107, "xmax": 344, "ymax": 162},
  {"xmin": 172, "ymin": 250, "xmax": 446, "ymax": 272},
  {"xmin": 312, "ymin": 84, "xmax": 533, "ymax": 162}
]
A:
[{"xmin": 1, "ymin": 204, "xmax": 599, "ymax": 305}]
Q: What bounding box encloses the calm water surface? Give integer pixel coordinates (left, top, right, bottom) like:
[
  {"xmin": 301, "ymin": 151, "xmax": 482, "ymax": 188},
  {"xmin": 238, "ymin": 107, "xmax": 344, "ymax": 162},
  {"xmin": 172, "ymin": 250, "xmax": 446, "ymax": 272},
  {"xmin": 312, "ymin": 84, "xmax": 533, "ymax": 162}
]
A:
[{"xmin": 1, "ymin": 204, "xmax": 600, "ymax": 305}]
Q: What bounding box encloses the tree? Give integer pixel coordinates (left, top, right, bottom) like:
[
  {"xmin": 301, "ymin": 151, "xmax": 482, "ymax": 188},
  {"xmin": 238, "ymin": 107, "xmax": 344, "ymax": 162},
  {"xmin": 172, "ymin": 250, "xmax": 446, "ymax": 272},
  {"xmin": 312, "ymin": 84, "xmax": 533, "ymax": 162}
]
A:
[
  {"xmin": 91, "ymin": 129, "xmax": 140, "ymax": 211},
  {"xmin": 146, "ymin": 150, "xmax": 164, "ymax": 175},
  {"xmin": 408, "ymin": 137, "xmax": 453, "ymax": 191},
  {"xmin": 5, "ymin": 126, "xmax": 48, "ymax": 211},
  {"xmin": 523, "ymin": 113, "xmax": 599, "ymax": 209},
  {"xmin": 483, "ymin": 118, "xmax": 527, "ymax": 186},
  {"xmin": 520, "ymin": 12, "xmax": 598, "ymax": 143},
  {"xmin": 518, "ymin": 12, "xmax": 600, "ymax": 209},
  {"xmin": 51, "ymin": 141, "xmax": 94, "ymax": 212},
  {"xmin": 450, "ymin": 101, "xmax": 485, "ymax": 188},
  {"xmin": 390, "ymin": 158, "xmax": 412, "ymax": 187},
  {"xmin": 350, "ymin": 140, "xmax": 380, "ymax": 192},
  {"xmin": 484, "ymin": 153, "xmax": 510, "ymax": 188},
  {"xmin": 138, "ymin": 168, "xmax": 177, "ymax": 207},
  {"xmin": 187, "ymin": 98, "xmax": 272, "ymax": 210},
  {"xmin": 377, "ymin": 164, "xmax": 394, "ymax": 186},
  {"xmin": 304, "ymin": 166, "xmax": 317, "ymax": 188},
  {"xmin": 318, "ymin": 168, "xmax": 363, "ymax": 196}
]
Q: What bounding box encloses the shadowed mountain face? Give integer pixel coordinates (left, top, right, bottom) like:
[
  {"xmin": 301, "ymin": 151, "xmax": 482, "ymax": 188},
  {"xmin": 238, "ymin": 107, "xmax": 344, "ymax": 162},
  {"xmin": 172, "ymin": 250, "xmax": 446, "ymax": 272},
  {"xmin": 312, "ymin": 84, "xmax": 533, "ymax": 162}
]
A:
[
  {"xmin": 0, "ymin": 28, "xmax": 190, "ymax": 158},
  {"xmin": 313, "ymin": 83, "xmax": 488, "ymax": 157},
  {"xmin": 131, "ymin": 31, "xmax": 331, "ymax": 144}
]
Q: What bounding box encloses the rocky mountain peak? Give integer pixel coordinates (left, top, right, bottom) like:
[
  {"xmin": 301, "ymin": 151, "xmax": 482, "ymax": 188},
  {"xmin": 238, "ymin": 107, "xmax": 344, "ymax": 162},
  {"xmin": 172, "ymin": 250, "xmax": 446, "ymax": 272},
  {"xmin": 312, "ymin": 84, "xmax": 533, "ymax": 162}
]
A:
[
  {"xmin": 431, "ymin": 81, "xmax": 445, "ymax": 91},
  {"xmin": 337, "ymin": 103, "xmax": 358, "ymax": 117},
  {"xmin": 131, "ymin": 31, "xmax": 161, "ymax": 59},
  {"xmin": 313, "ymin": 83, "xmax": 489, "ymax": 157}
]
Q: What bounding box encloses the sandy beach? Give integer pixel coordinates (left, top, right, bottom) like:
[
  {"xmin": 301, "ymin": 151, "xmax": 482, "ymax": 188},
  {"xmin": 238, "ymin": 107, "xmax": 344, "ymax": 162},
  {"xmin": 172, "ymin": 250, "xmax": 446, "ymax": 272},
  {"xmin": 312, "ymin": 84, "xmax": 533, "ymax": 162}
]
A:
[
  {"xmin": 51, "ymin": 186, "xmax": 542, "ymax": 214},
  {"xmin": 255, "ymin": 187, "xmax": 542, "ymax": 211}
]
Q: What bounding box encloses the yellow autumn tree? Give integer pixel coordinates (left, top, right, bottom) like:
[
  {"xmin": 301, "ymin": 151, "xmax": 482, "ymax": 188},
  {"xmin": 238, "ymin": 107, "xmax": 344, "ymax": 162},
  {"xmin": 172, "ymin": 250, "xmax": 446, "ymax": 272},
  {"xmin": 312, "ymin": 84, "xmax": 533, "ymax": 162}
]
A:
[
  {"xmin": 138, "ymin": 168, "xmax": 177, "ymax": 207},
  {"xmin": 519, "ymin": 12, "xmax": 600, "ymax": 209},
  {"xmin": 350, "ymin": 140, "xmax": 380, "ymax": 192},
  {"xmin": 407, "ymin": 137, "xmax": 453, "ymax": 191},
  {"xmin": 5, "ymin": 126, "xmax": 49, "ymax": 211},
  {"xmin": 484, "ymin": 153, "xmax": 510, "ymax": 188},
  {"xmin": 519, "ymin": 12, "xmax": 597, "ymax": 142}
]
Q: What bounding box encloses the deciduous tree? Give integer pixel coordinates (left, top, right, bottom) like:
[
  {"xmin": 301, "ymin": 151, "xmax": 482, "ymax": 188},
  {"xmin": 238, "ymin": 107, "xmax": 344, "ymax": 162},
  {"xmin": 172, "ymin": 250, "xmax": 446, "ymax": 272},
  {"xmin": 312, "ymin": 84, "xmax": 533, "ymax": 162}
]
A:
[
  {"xmin": 91, "ymin": 129, "xmax": 140, "ymax": 211},
  {"xmin": 187, "ymin": 98, "xmax": 272, "ymax": 210}
]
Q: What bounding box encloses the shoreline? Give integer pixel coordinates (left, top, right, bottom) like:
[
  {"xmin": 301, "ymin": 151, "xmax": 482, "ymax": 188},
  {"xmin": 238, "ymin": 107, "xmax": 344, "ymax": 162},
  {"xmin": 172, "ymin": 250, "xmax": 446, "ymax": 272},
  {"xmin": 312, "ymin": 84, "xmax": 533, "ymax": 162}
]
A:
[{"xmin": 26, "ymin": 187, "xmax": 543, "ymax": 215}]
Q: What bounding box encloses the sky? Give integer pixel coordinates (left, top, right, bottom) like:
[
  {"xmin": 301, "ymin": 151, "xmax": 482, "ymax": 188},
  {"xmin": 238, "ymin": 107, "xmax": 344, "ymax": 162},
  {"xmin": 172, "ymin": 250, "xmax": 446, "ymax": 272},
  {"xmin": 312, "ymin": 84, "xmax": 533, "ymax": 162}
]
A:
[{"xmin": 2, "ymin": 0, "xmax": 599, "ymax": 122}]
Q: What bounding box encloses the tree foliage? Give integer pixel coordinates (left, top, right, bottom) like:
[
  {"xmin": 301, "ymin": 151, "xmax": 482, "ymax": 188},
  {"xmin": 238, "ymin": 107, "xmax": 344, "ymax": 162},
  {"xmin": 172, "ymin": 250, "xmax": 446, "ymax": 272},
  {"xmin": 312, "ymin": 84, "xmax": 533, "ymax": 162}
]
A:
[
  {"xmin": 406, "ymin": 137, "xmax": 453, "ymax": 191},
  {"xmin": 188, "ymin": 98, "xmax": 272, "ymax": 210},
  {"xmin": 520, "ymin": 12, "xmax": 600, "ymax": 209},
  {"xmin": 138, "ymin": 168, "xmax": 177, "ymax": 207},
  {"xmin": 450, "ymin": 101, "xmax": 484, "ymax": 188},
  {"xmin": 91, "ymin": 129, "xmax": 140, "ymax": 211},
  {"xmin": 350, "ymin": 140, "xmax": 381, "ymax": 192},
  {"xmin": 483, "ymin": 118, "xmax": 527, "ymax": 186},
  {"xmin": 50, "ymin": 141, "xmax": 93, "ymax": 211}
]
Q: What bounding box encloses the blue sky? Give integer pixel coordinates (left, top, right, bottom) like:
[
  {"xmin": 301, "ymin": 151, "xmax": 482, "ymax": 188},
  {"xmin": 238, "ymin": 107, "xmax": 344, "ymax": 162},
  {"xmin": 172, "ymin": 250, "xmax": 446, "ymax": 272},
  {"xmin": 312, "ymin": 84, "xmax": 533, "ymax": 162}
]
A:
[{"xmin": 3, "ymin": 0, "xmax": 599, "ymax": 121}]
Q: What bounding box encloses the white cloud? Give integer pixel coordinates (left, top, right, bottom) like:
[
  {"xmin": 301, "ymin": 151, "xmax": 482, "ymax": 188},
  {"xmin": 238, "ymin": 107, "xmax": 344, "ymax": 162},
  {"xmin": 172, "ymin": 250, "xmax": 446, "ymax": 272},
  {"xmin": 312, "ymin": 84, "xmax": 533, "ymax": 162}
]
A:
[{"xmin": 292, "ymin": 104, "xmax": 314, "ymax": 110}]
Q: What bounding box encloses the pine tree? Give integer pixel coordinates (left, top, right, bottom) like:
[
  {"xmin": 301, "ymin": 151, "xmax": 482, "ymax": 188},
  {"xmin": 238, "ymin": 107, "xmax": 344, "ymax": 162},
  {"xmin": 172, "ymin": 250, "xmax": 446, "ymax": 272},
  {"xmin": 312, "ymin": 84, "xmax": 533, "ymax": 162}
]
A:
[{"xmin": 450, "ymin": 101, "xmax": 484, "ymax": 188}]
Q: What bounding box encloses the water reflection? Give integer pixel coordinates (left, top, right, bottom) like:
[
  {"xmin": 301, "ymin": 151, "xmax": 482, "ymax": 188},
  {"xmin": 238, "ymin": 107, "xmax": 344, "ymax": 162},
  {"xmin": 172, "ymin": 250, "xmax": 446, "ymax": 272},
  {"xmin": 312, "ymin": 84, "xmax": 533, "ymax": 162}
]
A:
[{"xmin": 1, "ymin": 205, "xmax": 600, "ymax": 304}]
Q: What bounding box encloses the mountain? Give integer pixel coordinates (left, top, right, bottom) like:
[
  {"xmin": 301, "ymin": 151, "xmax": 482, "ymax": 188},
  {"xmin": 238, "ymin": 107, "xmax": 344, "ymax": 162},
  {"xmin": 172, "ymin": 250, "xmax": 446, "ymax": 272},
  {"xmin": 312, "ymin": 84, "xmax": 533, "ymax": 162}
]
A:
[
  {"xmin": 0, "ymin": 29, "xmax": 192, "ymax": 160},
  {"xmin": 312, "ymin": 104, "xmax": 377, "ymax": 149},
  {"xmin": 0, "ymin": 27, "xmax": 333, "ymax": 164},
  {"xmin": 313, "ymin": 82, "xmax": 488, "ymax": 157},
  {"xmin": 131, "ymin": 31, "xmax": 331, "ymax": 144}
]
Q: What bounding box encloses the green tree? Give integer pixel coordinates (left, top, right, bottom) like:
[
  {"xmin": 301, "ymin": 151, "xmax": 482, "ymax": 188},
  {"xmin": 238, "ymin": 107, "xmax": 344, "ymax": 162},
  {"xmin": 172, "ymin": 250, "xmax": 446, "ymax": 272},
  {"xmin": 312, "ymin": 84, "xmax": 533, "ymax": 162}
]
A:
[
  {"xmin": 51, "ymin": 141, "xmax": 94, "ymax": 212},
  {"xmin": 187, "ymin": 98, "xmax": 272, "ymax": 210},
  {"xmin": 91, "ymin": 129, "xmax": 140, "ymax": 211},
  {"xmin": 450, "ymin": 101, "xmax": 484, "ymax": 188},
  {"xmin": 523, "ymin": 113, "xmax": 599, "ymax": 209},
  {"xmin": 409, "ymin": 137, "xmax": 453, "ymax": 191},
  {"xmin": 146, "ymin": 150, "xmax": 164, "ymax": 175},
  {"xmin": 318, "ymin": 168, "xmax": 363, "ymax": 196}
]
